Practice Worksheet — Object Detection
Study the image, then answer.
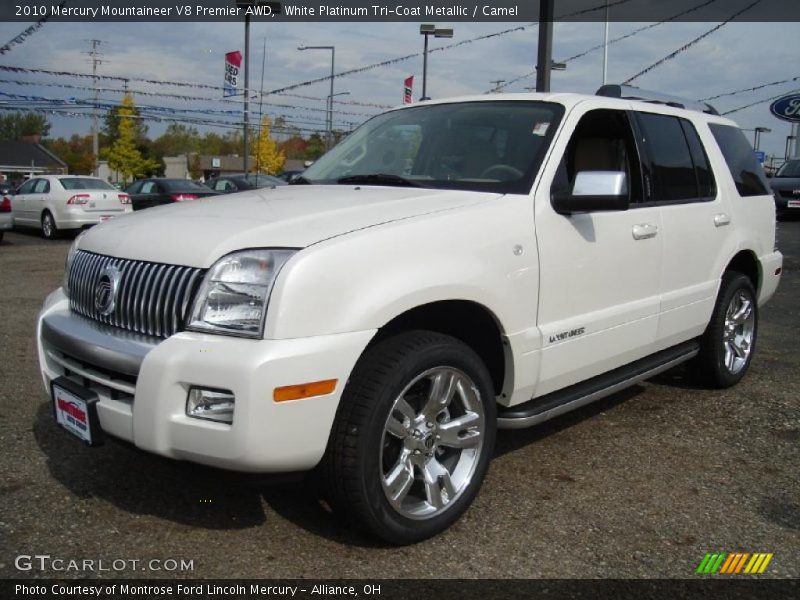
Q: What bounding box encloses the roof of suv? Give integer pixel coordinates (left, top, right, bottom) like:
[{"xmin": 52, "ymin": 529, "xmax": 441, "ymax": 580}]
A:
[{"xmin": 389, "ymin": 92, "xmax": 737, "ymax": 127}]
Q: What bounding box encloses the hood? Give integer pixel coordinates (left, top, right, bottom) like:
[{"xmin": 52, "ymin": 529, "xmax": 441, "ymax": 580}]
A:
[{"xmin": 78, "ymin": 185, "xmax": 499, "ymax": 267}]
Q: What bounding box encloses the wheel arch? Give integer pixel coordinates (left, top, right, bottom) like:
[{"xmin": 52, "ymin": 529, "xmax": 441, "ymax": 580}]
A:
[
  {"xmin": 724, "ymin": 250, "xmax": 760, "ymax": 294},
  {"xmin": 368, "ymin": 300, "xmax": 510, "ymax": 400}
]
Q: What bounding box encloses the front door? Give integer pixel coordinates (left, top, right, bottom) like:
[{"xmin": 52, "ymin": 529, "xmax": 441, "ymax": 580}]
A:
[{"xmin": 533, "ymin": 103, "xmax": 663, "ymax": 397}]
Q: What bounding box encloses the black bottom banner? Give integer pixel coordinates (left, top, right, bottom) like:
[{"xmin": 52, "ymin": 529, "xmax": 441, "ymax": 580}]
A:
[{"xmin": 2, "ymin": 579, "xmax": 798, "ymax": 600}]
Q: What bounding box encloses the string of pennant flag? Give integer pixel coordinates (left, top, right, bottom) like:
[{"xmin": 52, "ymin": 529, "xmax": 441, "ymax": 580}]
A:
[{"xmin": 0, "ymin": 2, "xmax": 67, "ymax": 55}]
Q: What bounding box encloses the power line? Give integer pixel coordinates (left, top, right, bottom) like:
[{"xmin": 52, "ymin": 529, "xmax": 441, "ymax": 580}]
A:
[
  {"xmin": 0, "ymin": 1, "xmax": 67, "ymax": 55},
  {"xmin": 492, "ymin": 0, "xmax": 721, "ymax": 92},
  {"xmin": 700, "ymin": 75, "xmax": 800, "ymax": 101},
  {"xmin": 720, "ymin": 88, "xmax": 800, "ymax": 116},
  {"xmin": 623, "ymin": 0, "xmax": 763, "ymax": 84}
]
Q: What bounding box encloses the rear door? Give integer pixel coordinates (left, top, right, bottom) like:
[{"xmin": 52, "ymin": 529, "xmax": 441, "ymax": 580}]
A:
[
  {"xmin": 29, "ymin": 178, "xmax": 51, "ymax": 225},
  {"xmin": 130, "ymin": 180, "xmax": 158, "ymax": 211},
  {"xmin": 630, "ymin": 111, "xmax": 733, "ymax": 349},
  {"xmin": 534, "ymin": 103, "xmax": 663, "ymax": 396}
]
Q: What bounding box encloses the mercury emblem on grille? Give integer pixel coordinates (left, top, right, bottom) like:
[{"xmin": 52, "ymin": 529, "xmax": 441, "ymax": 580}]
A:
[{"xmin": 94, "ymin": 265, "xmax": 121, "ymax": 316}]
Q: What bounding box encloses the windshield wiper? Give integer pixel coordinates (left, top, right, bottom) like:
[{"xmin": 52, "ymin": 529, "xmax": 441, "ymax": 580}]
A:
[
  {"xmin": 288, "ymin": 175, "xmax": 312, "ymax": 185},
  {"xmin": 336, "ymin": 173, "xmax": 421, "ymax": 187}
]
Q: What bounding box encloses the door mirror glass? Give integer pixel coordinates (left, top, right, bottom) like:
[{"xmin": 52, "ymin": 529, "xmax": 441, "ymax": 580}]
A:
[
  {"xmin": 552, "ymin": 171, "xmax": 629, "ymax": 214},
  {"xmin": 572, "ymin": 171, "xmax": 627, "ymax": 196}
]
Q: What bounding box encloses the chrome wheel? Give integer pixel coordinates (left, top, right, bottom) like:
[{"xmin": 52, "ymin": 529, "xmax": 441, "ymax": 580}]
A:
[
  {"xmin": 722, "ymin": 290, "xmax": 755, "ymax": 374},
  {"xmin": 380, "ymin": 366, "xmax": 485, "ymax": 520},
  {"xmin": 42, "ymin": 213, "xmax": 54, "ymax": 238}
]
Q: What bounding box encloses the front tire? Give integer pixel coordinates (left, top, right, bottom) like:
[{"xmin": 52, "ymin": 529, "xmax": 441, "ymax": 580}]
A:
[
  {"xmin": 695, "ymin": 272, "xmax": 758, "ymax": 388},
  {"xmin": 321, "ymin": 331, "xmax": 496, "ymax": 545},
  {"xmin": 41, "ymin": 211, "xmax": 59, "ymax": 240}
]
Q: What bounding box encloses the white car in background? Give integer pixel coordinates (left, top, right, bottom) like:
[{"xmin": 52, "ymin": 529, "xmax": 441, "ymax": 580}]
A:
[
  {"xmin": 0, "ymin": 191, "xmax": 13, "ymax": 243},
  {"xmin": 12, "ymin": 175, "xmax": 132, "ymax": 239}
]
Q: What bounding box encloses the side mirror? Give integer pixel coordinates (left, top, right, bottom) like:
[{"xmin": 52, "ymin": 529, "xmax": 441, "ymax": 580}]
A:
[
  {"xmin": 552, "ymin": 171, "xmax": 629, "ymax": 214},
  {"xmin": 765, "ymin": 171, "xmax": 774, "ymax": 179}
]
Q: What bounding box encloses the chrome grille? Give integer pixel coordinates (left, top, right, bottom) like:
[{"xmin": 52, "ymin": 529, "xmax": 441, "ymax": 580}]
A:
[{"xmin": 68, "ymin": 251, "xmax": 205, "ymax": 338}]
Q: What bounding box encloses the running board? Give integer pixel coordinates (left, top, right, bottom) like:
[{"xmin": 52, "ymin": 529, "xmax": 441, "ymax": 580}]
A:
[{"xmin": 497, "ymin": 341, "xmax": 699, "ymax": 429}]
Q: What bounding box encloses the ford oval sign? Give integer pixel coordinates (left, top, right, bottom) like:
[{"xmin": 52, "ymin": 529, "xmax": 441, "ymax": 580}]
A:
[{"xmin": 770, "ymin": 94, "xmax": 800, "ymax": 123}]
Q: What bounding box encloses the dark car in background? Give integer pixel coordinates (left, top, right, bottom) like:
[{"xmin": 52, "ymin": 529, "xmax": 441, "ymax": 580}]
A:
[
  {"xmin": 0, "ymin": 181, "xmax": 16, "ymax": 196},
  {"xmin": 205, "ymin": 173, "xmax": 286, "ymax": 194},
  {"xmin": 277, "ymin": 170, "xmax": 303, "ymax": 183},
  {"xmin": 770, "ymin": 159, "xmax": 800, "ymax": 219},
  {"xmin": 126, "ymin": 178, "xmax": 219, "ymax": 211}
]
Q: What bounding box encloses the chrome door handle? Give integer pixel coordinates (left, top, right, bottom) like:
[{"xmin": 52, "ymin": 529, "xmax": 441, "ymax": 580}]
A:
[
  {"xmin": 632, "ymin": 223, "xmax": 658, "ymax": 240},
  {"xmin": 714, "ymin": 213, "xmax": 731, "ymax": 227}
]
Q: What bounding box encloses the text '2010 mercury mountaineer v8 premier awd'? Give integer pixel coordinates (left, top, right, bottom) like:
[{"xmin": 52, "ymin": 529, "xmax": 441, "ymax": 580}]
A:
[{"xmin": 37, "ymin": 86, "xmax": 782, "ymax": 544}]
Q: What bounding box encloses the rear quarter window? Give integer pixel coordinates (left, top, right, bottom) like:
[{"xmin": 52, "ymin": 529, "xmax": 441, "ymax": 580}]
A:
[{"xmin": 708, "ymin": 124, "xmax": 769, "ymax": 197}]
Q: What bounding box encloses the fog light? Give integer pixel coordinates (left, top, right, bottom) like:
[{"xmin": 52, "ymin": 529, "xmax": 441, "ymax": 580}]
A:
[{"xmin": 186, "ymin": 388, "xmax": 235, "ymax": 423}]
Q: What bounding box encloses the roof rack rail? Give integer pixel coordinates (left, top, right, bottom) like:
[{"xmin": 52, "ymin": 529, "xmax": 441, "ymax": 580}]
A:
[{"xmin": 596, "ymin": 84, "xmax": 719, "ymax": 116}]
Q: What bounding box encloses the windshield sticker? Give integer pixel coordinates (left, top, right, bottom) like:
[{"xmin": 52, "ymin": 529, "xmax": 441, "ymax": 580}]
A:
[{"xmin": 532, "ymin": 122, "xmax": 550, "ymax": 136}]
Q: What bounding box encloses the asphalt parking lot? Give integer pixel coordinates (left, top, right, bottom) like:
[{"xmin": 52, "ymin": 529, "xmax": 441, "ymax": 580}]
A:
[{"xmin": 0, "ymin": 221, "xmax": 798, "ymax": 580}]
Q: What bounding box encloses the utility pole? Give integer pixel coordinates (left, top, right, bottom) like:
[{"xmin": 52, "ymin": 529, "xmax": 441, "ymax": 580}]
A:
[
  {"xmin": 243, "ymin": 13, "xmax": 250, "ymax": 173},
  {"xmin": 602, "ymin": 0, "xmax": 610, "ymax": 84},
  {"xmin": 535, "ymin": 0, "xmax": 554, "ymax": 92},
  {"xmin": 85, "ymin": 39, "xmax": 104, "ymax": 176},
  {"xmin": 490, "ymin": 80, "xmax": 505, "ymax": 92}
]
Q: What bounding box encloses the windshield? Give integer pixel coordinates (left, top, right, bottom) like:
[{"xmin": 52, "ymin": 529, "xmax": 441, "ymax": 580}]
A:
[
  {"xmin": 302, "ymin": 101, "xmax": 564, "ymax": 194},
  {"xmin": 775, "ymin": 160, "xmax": 800, "ymax": 178},
  {"xmin": 60, "ymin": 177, "xmax": 114, "ymax": 190}
]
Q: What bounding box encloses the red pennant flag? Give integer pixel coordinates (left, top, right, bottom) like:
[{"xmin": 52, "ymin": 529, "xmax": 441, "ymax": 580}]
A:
[{"xmin": 403, "ymin": 76, "xmax": 414, "ymax": 104}]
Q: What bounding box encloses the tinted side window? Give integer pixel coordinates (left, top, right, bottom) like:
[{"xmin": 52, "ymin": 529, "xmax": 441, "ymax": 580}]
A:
[
  {"xmin": 709, "ymin": 124, "xmax": 769, "ymax": 197},
  {"xmin": 636, "ymin": 113, "xmax": 697, "ymax": 201},
  {"xmin": 17, "ymin": 179, "xmax": 36, "ymax": 194},
  {"xmin": 551, "ymin": 108, "xmax": 643, "ymax": 204},
  {"xmin": 140, "ymin": 181, "xmax": 156, "ymax": 194},
  {"xmin": 680, "ymin": 120, "xmax": 716, "ymax": 199},
  {"xmin": 33, "ymin": 179, "xmax": 50, "ymax": 193}
]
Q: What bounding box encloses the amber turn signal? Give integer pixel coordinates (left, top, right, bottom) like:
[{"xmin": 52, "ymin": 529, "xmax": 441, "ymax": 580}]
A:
[{"xmin": 273, "ymin": 379, "xmax": 337, "ymax": 402}]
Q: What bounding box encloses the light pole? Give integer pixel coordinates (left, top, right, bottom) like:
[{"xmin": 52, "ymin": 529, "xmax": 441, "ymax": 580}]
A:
[
  {"xmin": 419, "ymin": 24, "xmax": 453, "ymax": 101},
  {"xmin": 534, "ymin": 60, "xmax": 567, "ymax": 87},
  {"xmin": 298, "ymin": 45, "xmax": 335, "ymax": 150},
  {"xmin": 535, "ymin": 0, "xmax": 555, "ymax": 92},
  {"xmin": 236, "ymin": 1, "xmax": 281, "ymax": 172},
  {"xmin": 602, "ymin": 0, "xmax": 610, "ymax": 85},
  {"xmin": 753, "ymin": 126, "xmax": 771, "ymax": 151},
  {"xmin": 327, "ymin": 91, "xmax": 350, "ymax": 147}
]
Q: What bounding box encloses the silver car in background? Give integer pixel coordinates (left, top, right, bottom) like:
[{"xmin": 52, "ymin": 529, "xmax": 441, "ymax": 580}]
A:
[{"xmin": 11, "ymin": 175, "xmax": 133, "ymax": 239}]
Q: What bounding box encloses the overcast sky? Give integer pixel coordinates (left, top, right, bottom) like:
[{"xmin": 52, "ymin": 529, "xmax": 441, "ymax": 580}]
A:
[{"xmin": 0, "ymin": 18, "xmax": 798, "ymax": 160}]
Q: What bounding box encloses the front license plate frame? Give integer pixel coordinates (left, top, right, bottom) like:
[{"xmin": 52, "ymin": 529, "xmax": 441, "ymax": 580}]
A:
[{"xmin": 51, "ymin": 376, "xmax": 104, "ymax": 446}]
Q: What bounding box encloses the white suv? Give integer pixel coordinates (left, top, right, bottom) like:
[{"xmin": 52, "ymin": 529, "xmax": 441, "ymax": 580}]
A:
[{"xmin": 36, "ymin": 87, "xmax": 782, "ymax": 544}]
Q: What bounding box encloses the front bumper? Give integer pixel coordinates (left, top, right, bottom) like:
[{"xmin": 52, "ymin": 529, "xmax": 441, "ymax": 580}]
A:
[{"xmin": 37, "ymin": 288, "xmax": 376, "ymax": 472}]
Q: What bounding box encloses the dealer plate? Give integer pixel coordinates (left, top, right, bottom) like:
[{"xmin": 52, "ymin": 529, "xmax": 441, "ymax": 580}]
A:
[
  {"xmin": 52, "ymin": 377, "xmax": 103, "ymax": 446},
  {"xmin": 788, "ymin": 200, "xmax": 800, "ymax": 208}
]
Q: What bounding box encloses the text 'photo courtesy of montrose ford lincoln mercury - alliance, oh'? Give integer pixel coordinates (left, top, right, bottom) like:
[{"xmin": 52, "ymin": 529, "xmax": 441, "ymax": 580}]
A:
[{"xmin": 36, "ymin": 85, "xmax": 782, "ymax": 544}]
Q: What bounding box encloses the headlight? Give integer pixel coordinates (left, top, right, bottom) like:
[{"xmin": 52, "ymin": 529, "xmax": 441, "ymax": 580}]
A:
[
  {"xmin": 187, "ymin": 249, "xmax": 296, "ymax": 338},
  {"xmin": 63, "ymin": 231, "xmax": 86, "ymax": 297}
]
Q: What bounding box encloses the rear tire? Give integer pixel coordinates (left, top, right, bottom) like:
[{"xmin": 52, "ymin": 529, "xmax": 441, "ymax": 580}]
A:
[
  {"xmin": 695, "ymin": 272, "xmax": 758, "ymax": 388},
  {"xmin": 321, "ymin": 330, "xmax": 496, "ymax": 545},
  {"xmin": 41, "ymin": 211, "xmax": 59, "ymax": 240}
]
